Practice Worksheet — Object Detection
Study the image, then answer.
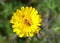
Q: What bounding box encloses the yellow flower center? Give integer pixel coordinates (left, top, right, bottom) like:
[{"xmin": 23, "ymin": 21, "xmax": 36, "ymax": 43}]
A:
[
  {"xmin": 24, "ymin": 18, "xmax": 31, "ymax": 26},
  {"xmin": 23, "ymin": 15, "xmax": 32, "ymax": 26}
]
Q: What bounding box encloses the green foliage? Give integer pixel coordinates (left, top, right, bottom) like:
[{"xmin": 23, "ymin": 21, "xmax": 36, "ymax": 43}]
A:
[{"xmin": 0, "ymin": 0, "xmax": 60, "ymax": 43}]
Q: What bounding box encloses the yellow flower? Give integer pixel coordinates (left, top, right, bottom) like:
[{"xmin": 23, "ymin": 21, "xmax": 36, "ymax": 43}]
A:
[{"xmin": 10, "ymin": 6, "xmax": 42, "ymax": 38}]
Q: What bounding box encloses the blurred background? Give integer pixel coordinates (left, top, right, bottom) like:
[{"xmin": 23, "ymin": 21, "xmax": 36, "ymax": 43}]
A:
[{"xmin": 0, "ymin": 0, "xmax": 60, "ymax": 43}]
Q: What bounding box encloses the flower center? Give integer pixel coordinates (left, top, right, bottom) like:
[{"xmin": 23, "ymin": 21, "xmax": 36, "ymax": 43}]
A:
[
  {"xmin": 23, "ymin": 16, "xmax": 33, "ymax": 26},
  {"xmin": 22, "ymin": 15, "xmax": 32, "ymax": 26},
  {"xmin": 24, "ymin": 19, "xmax": 31, "ymax": 26}
]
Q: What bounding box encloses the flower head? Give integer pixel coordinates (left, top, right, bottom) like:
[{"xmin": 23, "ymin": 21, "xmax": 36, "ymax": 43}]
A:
[{"xmin": 10, "ymin": 6, "xmax": 42, "ymax": 38}]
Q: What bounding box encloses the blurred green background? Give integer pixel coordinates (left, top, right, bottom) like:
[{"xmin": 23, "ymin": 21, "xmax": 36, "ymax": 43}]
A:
[{"xmin": 0, "ymin": 0, "xmax": 60, "ymax": 43}]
